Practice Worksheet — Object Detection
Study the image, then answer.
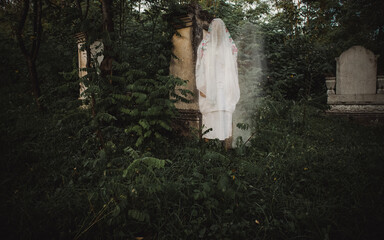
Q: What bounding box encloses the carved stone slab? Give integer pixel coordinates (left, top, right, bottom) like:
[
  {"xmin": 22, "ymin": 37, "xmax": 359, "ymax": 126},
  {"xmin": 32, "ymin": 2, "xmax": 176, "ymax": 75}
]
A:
[{"xmin": 336, "ymin": 46, "xmax": 378, "ymax": 95}]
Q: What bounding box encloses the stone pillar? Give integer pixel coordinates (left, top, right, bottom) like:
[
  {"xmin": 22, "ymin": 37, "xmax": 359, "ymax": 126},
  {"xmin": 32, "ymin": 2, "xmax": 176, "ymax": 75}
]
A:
[
  {"xmin": 170, "ymin": 16, "xmax": 199, "ymax": 111},
  {"xmin": 169, "ymin": 6, "xmax": 213, "ymax": 135},
  {"xmin": 170, "ymin": 15, "xmax": 201, "ymax": 133},
  {"xmin": 75, "ymin": 33, "xmax": 104, "ymax": 101},
  {"xmin": 377, "ymin": 75, "xmax": 384, "ymax": 94},
  {"xmin": 325, "ymin": 76, "xmax": 336, "ymax": 95},
  {"xmin": 76, "ymin": 33, "xmax": 88, "ymax": 100}
]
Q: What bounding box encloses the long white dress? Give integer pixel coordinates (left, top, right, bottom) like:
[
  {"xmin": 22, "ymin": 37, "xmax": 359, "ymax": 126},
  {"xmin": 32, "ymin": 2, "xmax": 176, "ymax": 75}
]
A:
[{"xmin": 196, "ymin": 18, "xmax": 240, "ymax": 140}]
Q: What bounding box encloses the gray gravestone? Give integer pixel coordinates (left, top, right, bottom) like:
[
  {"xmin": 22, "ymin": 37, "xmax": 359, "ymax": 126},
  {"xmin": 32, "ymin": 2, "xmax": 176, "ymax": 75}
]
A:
[
  {"xmin": 327, "ymin": 46, "xmax": 384, "ymax": 119},
  {"xmin": 336, "ymin": 46, "xmax": 377, "ymax": 95}
]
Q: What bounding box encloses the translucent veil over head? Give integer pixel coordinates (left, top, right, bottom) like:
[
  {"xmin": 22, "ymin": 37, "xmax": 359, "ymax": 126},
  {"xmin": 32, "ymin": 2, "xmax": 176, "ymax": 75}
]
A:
[{"xmin": 196, "ymin": 18, "xmax": 239, "ymax": 112}]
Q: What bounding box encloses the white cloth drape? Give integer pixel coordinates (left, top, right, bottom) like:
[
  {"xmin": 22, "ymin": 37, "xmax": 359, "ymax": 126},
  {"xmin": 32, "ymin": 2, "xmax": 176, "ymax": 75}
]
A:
[{"xmin": 196, "ymin": 18, "xmax": 240, "ymax": 140}]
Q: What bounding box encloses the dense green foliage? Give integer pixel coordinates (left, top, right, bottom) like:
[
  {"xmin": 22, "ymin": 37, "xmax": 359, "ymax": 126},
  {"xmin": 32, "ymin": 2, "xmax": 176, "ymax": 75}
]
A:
[
  {"xmin": 1, "ymin": 0, "xmax": 383, "ymax": 239},
  {"xmin": 1, "ymin": 86, "xmax": 383, "ymax": 239}
]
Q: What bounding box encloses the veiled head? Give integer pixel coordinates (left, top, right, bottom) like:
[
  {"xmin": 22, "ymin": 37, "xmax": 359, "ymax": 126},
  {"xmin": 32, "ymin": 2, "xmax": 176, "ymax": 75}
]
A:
[{"xmin": 209, "ymin": 18, "xmax": 228, "ymax": 46}]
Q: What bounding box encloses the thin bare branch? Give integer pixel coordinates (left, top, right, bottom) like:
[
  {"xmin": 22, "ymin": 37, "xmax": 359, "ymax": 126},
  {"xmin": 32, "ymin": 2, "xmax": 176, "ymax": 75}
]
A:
[
  {"xmin": 75, "ymin": 0, "xmax": 82, "ymax": 19},
  {"xmin": 16, "ymin": 0, "xmax": 30, "ymax": 58},
  {"xmin": 31, "ymin": 0, "xmax": 42, "ymax": 61},
  {"xmin": 84, "ymin": 0, "xmax": 89, "ymax": 19}
]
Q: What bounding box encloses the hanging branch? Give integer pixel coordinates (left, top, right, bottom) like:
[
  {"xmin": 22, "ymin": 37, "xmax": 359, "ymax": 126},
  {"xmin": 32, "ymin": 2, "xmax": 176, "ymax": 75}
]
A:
[
  {"xmin": 15, "ymin": 0, "xmax": 43, "ymax": 110},
  {"xmin": 100, "ymin": 0, "xmax": 114, "ymax": 77},
  {"xmin": 84, "ymin": 0, "xmax": 90, "ymax": 19},
  {"xmin": 75, "ymin": 0, "xmax": 82, "ymax": 18},
  {"xmin": 76, "ymin": 0, "xmax": 90, "ymax": 19},
  {"xmin": 31, "ymin": 0, "xmax": 42, "ymax": 61},
  {"xmin": 101, "ymin": 0, "xmax": 114, "ymax": 33},
  {"xmin": 15, "ymin": 0, "xmax": 30, "ymax": 58}
]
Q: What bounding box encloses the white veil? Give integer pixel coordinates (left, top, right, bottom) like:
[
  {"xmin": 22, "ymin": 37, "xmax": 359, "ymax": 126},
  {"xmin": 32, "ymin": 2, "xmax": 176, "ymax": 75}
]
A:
[{"xmin": 196, "ymin": 18, "xmax": 239, "ymax": 111}]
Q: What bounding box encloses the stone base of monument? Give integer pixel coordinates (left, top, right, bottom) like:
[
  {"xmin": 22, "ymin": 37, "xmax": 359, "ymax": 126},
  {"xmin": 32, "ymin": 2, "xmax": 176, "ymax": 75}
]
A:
[
  {"xmin": 327, "ymin": 104, "xmax": 384, "ymax": 113},
  {"xmin": 168, "ymin": 5, "xmax": 212, "ymax": 138},
  {"xmin": 328, "ymin": 94, "xmax": 384, "ymax": 105},
  {"xmin": 326, "ymin": 99, "xmax": 384, "ymax": 125},
  {"xmin": 172, "ymin": 109, "xmax": 202, "ymax": 137},
  {"xmin": 326, "ymin": 103, "xmax": 384, "ymax": 125},
  {"xmin": 326, "ymin": 110, "xmax": 384, "ymax": 125}
]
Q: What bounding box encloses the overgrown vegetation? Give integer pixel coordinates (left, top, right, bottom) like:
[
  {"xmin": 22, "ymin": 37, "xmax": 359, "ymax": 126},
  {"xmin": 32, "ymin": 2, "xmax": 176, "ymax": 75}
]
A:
[
  {"xmin": 1, "ymin": 85, "xmax": 383, "ymax": 239},
  {"xmin": 1, "ymin": 0, "xmax": 383, "ymax": 239}
]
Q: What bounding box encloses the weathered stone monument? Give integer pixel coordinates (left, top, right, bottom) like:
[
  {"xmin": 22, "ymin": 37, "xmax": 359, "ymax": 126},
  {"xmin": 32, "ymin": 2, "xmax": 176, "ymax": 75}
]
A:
[
  {"xmin": 169, "ymin": 14, "xmax": 200, "ymax": 131},
  {"xmin": 75, "ymin": 33, "xmax": 104, "ymax": 101},
  {"xmin": 326, "ymin": 46, "xmax": 384, "ymax": 122},
  {"xmin": 169, "ymin": 5, "xmax": 212, "ymax": 135}
]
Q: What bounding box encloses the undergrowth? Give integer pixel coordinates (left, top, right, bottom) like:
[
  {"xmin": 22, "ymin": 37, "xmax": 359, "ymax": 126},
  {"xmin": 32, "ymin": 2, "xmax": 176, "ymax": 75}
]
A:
[
  {"xmin": 1, "ymin": 85, "xmax": 383, "ymax": 239},
  {"xmin": 1, "ymin": 1, "xmax": 383, "ymax": 239}
]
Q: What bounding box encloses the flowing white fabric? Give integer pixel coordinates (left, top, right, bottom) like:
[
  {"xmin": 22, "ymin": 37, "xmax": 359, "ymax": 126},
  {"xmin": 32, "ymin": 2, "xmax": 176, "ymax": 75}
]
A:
[{"xmin": 196, "ymin": 18, "xmax": 240, "ymax": 140}]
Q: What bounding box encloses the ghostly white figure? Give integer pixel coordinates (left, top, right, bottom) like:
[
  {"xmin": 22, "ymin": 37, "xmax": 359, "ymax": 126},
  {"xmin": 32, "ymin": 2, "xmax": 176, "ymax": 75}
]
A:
[{"xmin": 196, "ymin": 18, "xmax": 240, "ymax": 140}]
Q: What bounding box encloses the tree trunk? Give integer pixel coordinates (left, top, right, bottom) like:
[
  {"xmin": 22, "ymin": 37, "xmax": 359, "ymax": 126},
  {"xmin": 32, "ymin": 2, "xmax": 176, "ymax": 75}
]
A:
[
  {"xmin": 101, "ymin": 0, "xmax": 114, "ymax": 32},
  {"xmin": 27, "ymin": 57, "xmax": 41, "ymax": 108},
  {"xmin": 15, "ymin": 0, "xmax": 43, "ymax": 110},
  {"xmin": 100, "ymin": 0, "xmax": 114, "ymax": 77}
]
